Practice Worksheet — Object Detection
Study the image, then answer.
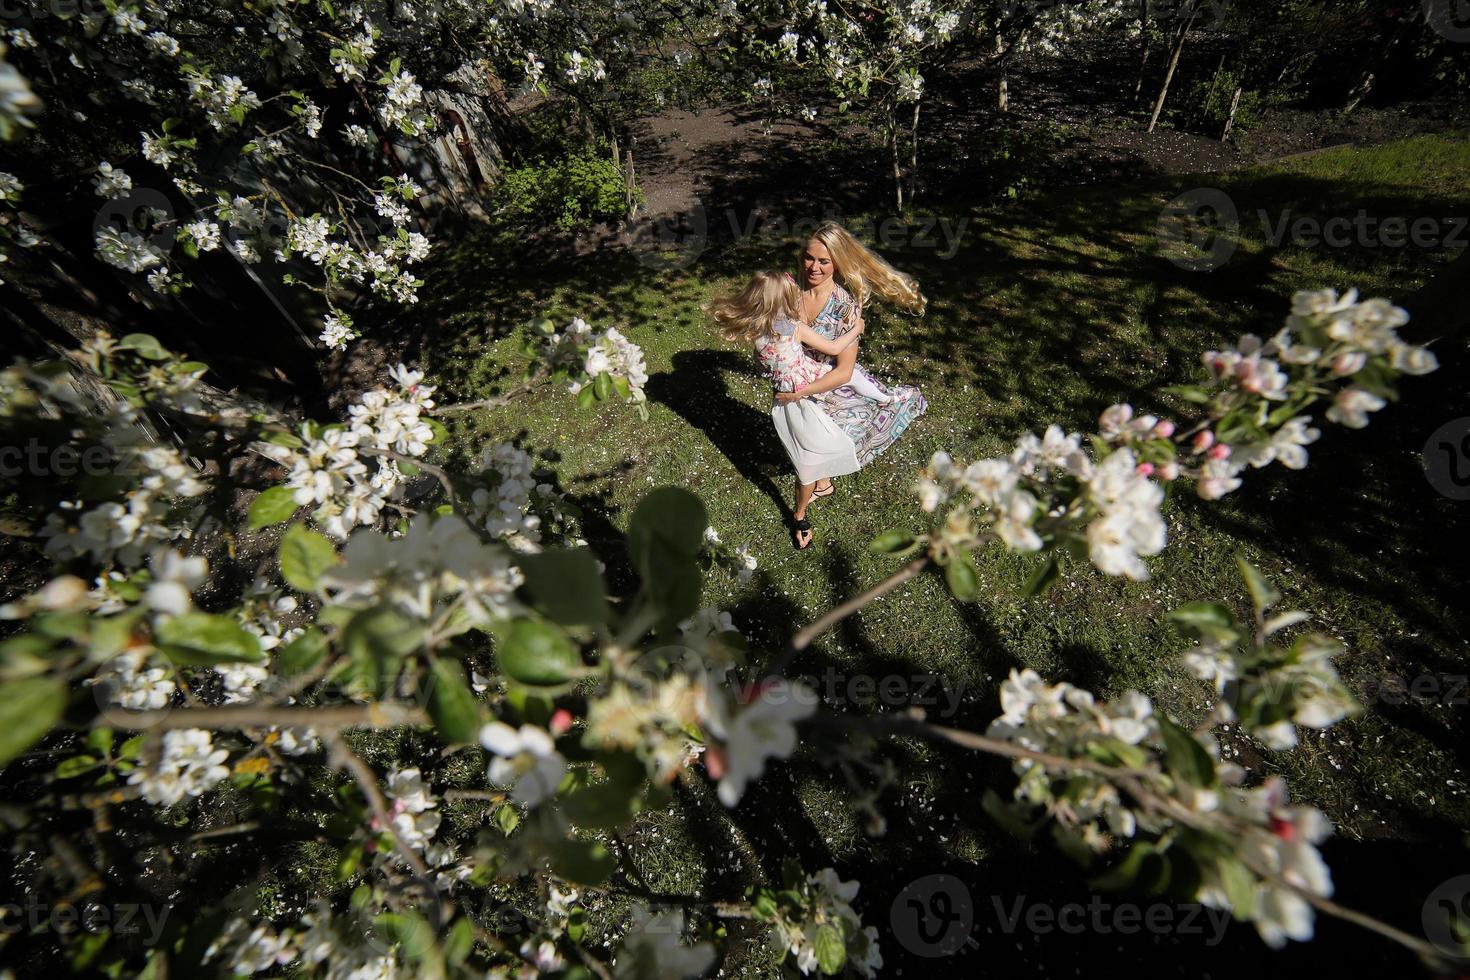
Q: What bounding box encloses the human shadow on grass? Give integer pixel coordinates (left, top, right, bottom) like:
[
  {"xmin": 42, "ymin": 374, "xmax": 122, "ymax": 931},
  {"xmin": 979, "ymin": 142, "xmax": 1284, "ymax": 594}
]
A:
[{"xmin": 644, "ymin": 349, "xmax": 796, "ymax": 523}]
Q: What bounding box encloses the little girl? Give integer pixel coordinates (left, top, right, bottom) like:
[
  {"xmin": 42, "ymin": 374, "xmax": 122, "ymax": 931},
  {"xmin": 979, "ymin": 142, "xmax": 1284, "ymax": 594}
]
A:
[{"xmin": 713, "ymin": 269, "xmax": 892, "ymax": 403}]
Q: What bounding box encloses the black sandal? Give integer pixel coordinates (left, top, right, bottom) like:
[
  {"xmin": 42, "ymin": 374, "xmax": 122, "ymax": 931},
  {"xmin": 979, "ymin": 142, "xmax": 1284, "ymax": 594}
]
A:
[
  {"xmin": 812, "ymin": 480, "xmax": 835, "ymax": 500},
  {"xmin": 792, "ymin": 517, "xmax": 813, "ymax": 550}
]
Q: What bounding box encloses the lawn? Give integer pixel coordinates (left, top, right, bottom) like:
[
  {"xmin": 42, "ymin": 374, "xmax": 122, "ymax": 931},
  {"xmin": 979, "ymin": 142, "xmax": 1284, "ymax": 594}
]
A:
[{"xmin": 372, "ymin": 134, "xmax": 1470, "ymax": 974}]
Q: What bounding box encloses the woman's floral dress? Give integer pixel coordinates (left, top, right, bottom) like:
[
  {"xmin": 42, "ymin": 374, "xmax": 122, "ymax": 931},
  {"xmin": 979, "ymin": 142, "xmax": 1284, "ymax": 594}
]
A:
[{"xmin": 804, "ymin": 284, "xmax": 927, "ymax": 466}]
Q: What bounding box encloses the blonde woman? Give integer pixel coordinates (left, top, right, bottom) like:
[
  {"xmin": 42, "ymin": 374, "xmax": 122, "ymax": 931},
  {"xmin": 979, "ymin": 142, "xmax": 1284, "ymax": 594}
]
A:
[
  {"xmin": 711, "ymin": 270, "xmax": 868, "ymax": 549},
  {"xmin": 775, "ymin": 222, "xmax": 928, "ymax": 523}
]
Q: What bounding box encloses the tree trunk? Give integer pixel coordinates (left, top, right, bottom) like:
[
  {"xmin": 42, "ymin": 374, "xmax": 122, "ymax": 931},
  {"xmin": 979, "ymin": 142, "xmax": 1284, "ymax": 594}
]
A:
[
  {"xmin": 889, "ymin": 107, "xmax": 903, "ymax": 214},
  {"xmin": 1147, "ymin": 3, "xmax": 1200, "ymax": 133},
  {"xmin": 1221, "ymin": 85, "xmax": 1243, "ymax": 141},
  {"xmin": 908, "ymin": 100, "xmax": 920, "ymax": 207},
  {"xmin": 1134, "ymin": 0, "xmax": 1151, "ymax": 103},
  {"xmin": 1341, "ymin": 72, "xmax": 1375, "ymax": 117},
  {"xmin": 996, "ymin": 30, "xmax": 1009, "ymax": 112}
]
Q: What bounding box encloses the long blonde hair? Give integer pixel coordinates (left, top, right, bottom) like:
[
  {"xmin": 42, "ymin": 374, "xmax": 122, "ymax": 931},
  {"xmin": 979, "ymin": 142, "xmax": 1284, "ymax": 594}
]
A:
[
  {"xmin": 710, "ymin": 270, "xmax": 801, "ymax": 344},
  {"xmin": 802, "ymin": 221, "xmax": 926, "ymax": 315}
]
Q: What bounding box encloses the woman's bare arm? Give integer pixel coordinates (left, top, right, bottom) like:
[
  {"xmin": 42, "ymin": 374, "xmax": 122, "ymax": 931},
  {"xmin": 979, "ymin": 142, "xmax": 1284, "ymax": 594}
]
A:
[
  {"xmin": 776, "ymin": 338, "xmax": 859, "ymax": 403},
  {"xmin": 796, "ymin": 322, "xmax": 862, "ymax": 356}
]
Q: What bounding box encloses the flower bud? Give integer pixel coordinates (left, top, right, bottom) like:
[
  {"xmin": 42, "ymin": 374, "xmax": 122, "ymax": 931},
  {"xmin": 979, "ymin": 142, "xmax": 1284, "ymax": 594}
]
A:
[
  {"xmin": 1207, "ymin": 443, "xmax": 1232, "ymax": 461},
  {"xmin": 1192, "ymin": 431, "xmax": 1216, "ymax": 453},
  {"xmin": 550, "ymin": 708, "xmax": 574, "ymax": 735},
  {"xmin": 1135, "ymin": 462, "xmax": 1155, "ymax": 477},
  {"xmin": 1153, "ymin": 420, "xmax": 1176, "ymax": 439}
]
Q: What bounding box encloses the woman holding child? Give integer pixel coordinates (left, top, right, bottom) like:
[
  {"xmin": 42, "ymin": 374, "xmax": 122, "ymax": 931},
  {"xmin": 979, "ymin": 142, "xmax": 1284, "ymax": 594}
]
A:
[{"xmin": 712, "ymin": 222, "xmax": 928, "ymax": 549}]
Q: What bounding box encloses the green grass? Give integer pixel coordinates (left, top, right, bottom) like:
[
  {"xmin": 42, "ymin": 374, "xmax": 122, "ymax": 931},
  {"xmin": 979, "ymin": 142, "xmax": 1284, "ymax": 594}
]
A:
[{"xmin": 379, "ymin": 134, "xmax": 1470, "ymax": 973}]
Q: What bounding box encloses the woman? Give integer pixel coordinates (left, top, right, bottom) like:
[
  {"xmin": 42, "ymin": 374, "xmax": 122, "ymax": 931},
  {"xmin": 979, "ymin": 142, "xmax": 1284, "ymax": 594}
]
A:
[
  {"xmin": 776, "ymin": 222, "xmax": 928, "ymax": 547},
  {"xmin": 713, "ymin": 223, "xmax": 927, "ymax": 549}
]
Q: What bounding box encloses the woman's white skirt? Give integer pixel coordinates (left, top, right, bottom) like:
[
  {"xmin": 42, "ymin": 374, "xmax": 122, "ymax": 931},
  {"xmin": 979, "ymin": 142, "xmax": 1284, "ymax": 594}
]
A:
[{"xmin": 771, "ymin": 400, "xmax": 861, "ymax": 485}]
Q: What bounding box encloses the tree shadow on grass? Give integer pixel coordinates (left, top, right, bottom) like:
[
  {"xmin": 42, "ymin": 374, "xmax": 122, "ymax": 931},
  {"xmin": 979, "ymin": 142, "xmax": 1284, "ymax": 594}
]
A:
[{"xmin": 644, "ymin": 349, "xmax": 795, "ymax": 524}]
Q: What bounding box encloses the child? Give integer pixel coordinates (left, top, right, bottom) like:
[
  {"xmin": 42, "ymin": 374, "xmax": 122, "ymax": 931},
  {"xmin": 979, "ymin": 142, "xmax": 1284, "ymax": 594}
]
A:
[{"xmin": 712, "ymin": 269, "xmax": 891, "ymax": 403}]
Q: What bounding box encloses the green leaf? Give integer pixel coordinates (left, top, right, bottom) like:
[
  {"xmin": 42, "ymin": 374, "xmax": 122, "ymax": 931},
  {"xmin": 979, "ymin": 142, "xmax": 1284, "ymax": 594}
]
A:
[
  {"xmin": 342, "ymin": 607, "xmax": 423, "ymax": 695},
  {"xmin": 813, "ymin": 923, "xmax": 846, "ymax": 975},
  {"xmin": 262, "ymin": 430, "xmax": 304, "ymax": 449},
  {"xmin": 515, "ymin": 549, "xmax": 609, "ymax": 625},
  {"xmin": 593, "ymin": 371, "xmax": 615, "ymax": 401},
  {"xmin": 427, "ymin": 658, "xmax": 481, "ymax": 744},
  {"xmin": 1235, "ymin": 555, "xmax": 1280, "ymax": 614},
  {"xmin": 373, "ymin": 912, "xmax": 437, "ymax": 964},
  {"xmin": 118, "ymin": 735, "xmax": 146, "ymax": 760},
  {"xmin": 1021, "ymin": 555, "xmax": 1060, "ymax": 598},
  {"xmin": 868, "ymin": 530, "xmax": 919, "ymax": 556},
  {"xmin": 945, "ymin": 551, "xmax": 979, "ymax": 602},
  {"xmin": 119, "ymin": 333, "xmax": 170, "ymax": 360},
  {"xmin": 981, "ymin": 788, "xmax": 1040, "ymax": 841},
  {"xmin": 628, "ymin": 487, "xmax": 707, "ymax": 562},
  {"xmin": 55, "ymin": 754, "xmax": 99, "ymax": 779},
  {"xmin": 1158, "ymin": 717, "xmax": 1216, "ymax": 787},
  {"xmin": 0, "ymin": 677, "xmax": 67, "ymax": 770},
  {"xmin": 547, "ymin": 838, "xmax": 615, "ymax": 885},
  {"xmin": 561, "ymin": 780, "xmax": 643, "ymax": 830},
  {"xmin": 494, "ymin": 803, "xmax": 520, "ymax": 835},
  {"xmin": 751, "ymin": 890, "xmax": 779, "ymax": 920},
  {"xmin": 576, "ymin": 384, "xmax": 597, "ymax": 409},
  {"xmin": 277, "ymin": 627, "xmax": 328, "ymax": 677},
  {"xmin": 155, "ymin": 613, "xmax": 264, "ymax": 666},
  {"xmin": 1090, "ymin": 841, "xmax": 1169, "ymax": 893},
  {"xmin": 1167, "ymin": 602, "xmax": 1240, "ymax": 643},
  {"xmin": 443, "ymin": 918, "xmax": 474, "ymax": 966},
  {"xmin": 279, "ymin": 523, "xmax": 339, "ymax": 591},
  {"xmin": 1214, "ymin": 856, "xmax": 1259, "ymax": 919},
  {"xmin": 627, "ymin": 488, "xmax": 709, "ymax": 626},
  {"xmin": 87, "ymin": 727, "xmax": 114, "ymax": 756},
  {"xmin": 495, "ymin": 618, "xmax": 581, "ymax": 687},
  {"xmin": 248, "ymin": 486, "xmax": 300, "ymax": 529}
]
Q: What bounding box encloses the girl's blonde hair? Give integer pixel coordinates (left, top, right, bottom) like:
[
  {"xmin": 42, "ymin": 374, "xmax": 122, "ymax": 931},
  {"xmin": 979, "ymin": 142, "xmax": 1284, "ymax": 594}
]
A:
[
  {"xmin": 802, "ymin": 221, "xmax": 926, "ymax": 315},
  {"xmin": 710, "ymin": 269, "xmax": 801, "ymax": 344}
]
